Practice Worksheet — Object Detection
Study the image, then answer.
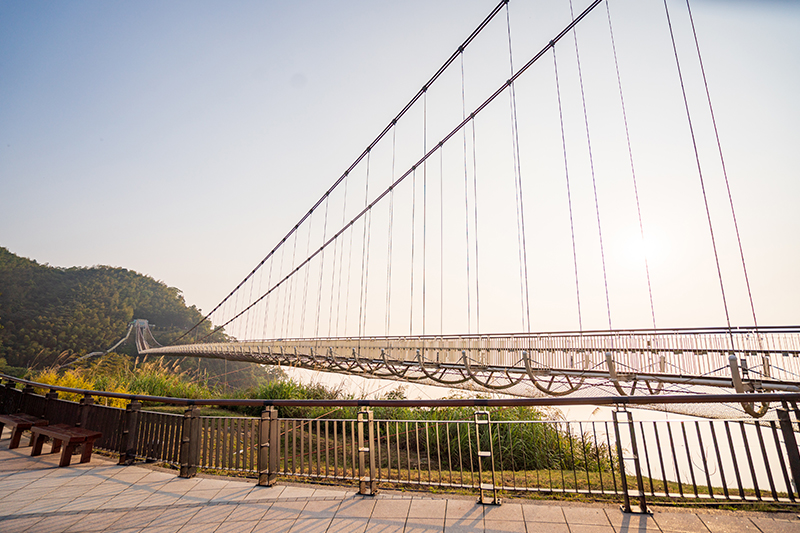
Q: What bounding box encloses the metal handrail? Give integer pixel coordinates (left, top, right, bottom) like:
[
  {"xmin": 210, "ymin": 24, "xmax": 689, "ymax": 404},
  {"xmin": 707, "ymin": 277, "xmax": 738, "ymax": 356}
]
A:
[{"xmin": 3, "ymin": 372, "xmax": 800, "ymax": 408}]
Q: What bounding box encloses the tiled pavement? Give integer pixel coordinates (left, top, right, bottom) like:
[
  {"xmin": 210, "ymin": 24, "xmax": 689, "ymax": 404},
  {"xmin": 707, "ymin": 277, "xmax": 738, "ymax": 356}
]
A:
[{"xmin": 2, "ymin": 428, "xmax": 800, "ymax": 532}]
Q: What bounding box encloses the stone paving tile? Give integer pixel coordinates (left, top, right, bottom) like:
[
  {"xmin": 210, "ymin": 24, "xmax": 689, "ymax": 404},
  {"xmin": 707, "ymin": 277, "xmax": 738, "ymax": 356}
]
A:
[
  {"xmin": 28, "ymin": 475, "xmax": 74, "ymax": 488},
  {"xmin": 136, "ymin": 472, "xmax": 175, "ymax": 485},
  {"xmin": 365, "ymin": 517, "xmax": 405, "ymax": 532},
  {"xmin": 0, "ymin": 487, "xmax": 54, "ymax": 502},
  {"xmin": 562, "ymin": 506, "xmax": 612, "ymax": 526},
  {"xmin": 17, "ymin": 496, "xmax": 74, "ymax": 515},
  {"xmin": 327, "ymin": 517, "xmax": 369, "ymax": 533},
  {"xmin": 408, "ymin": 498, "xmax": 447, "ymax": 519},
  {"xmin": 605, "ymin": 509, "xmax": 662, "ymax": 532},
  {"xmin": 176, "ymin": 521, "xmax": 220, "ymax": 533},
  {"xmin": 214, "ymin": 520, "xmax": 258, "ymax": 533},
  {"xmin": 445, "ymin": 500, "xmax": 483, "ymax": 522},
  {"xmin": 263, "ymin": 500, "xmax": 307, "ymax": 520},
  {"xmin": 299, "ymin": 499, "xmax": 341, "ymax": 518},
  {"xmin": 278, "ymin": 485, "xmax": 317, "ymax": 499},
  {"xmin": 404, "ymin": 518, "xmax": 444, "ymax": 533},
  {"xmin": 243, "ymin": 484, "xmax": 285, "ymax": 501},
  {"xmin": 337, "ymin": 497, "xmax": 377, "ymax": 518},
  {"xmin": 0, "ymin": 500, "xmax": 32, "ymax": 517},
  {"xmin": 187, "ymin": 503, "xmax": 237, "ymax": 524},
  {"xmin": 98, "ymin": 491, "xmax": 153, "ymax": 510},
  {"xmin": 227, "ymin": 502, "xmax": 272, "ymax": 522},
  {"xmin": 700, "ymin": 514, "xmax": 761, "ymax": 532},
  {"xmin": 82, "ymin": 482, "xmax": 131, "ymax": 498},
  {"xmin": 483, "ymin": 503, "xmax": 524, "ymax": 522},
  {"xmin": 212, "ymin": 486, "xmax": 255, "ymax": 503},
  {"xmin": 0, "ymin": 489, "xmax": 17, "ymax": 500},
  {"xmin": 566, "ymin": 526, "xmax": 615, "ymax": 533},
  {"xmin": 146, "ymin": 506, "xmax": 201, "ymax": 528},
  {"xmin": 194, "ymin": 477, "xmax": 231, "ymax": 490},
  {"xmin": 0, "ymin": 515, "xmax": 44, "ymax": 533},
  {"xmin": 31, "ymin": 513, "xmax": 85, "ymax": 533},
  {"xmin": 750, "ymin": 518, "xmax": 800, "ymax": 532},
  {"xmin": 157, "ymin": 477, "xmax": 203, "ymax": 492},
  {"xmin": 114, "ymin": 508, "xmax": 166, "ymax": 529},
  {"xmin": 484, "ymin": 520, "xmax": 526, "ymax": 533},
  {"xmin": 289, "ymin": 517, "xmax": 332, "ymax": 532},
  {"xmin": 50, "ymin": 484, "xmax": 96, "ymax": 500},
  {"xmin": 0, "ymin": 479, "xmax": 36, "ymax": 491},
  {"xmin": 136, "ymin": 491, "xmax": 183, "ymax": 507},
  {"xmin": 521, "ymin": 504, "xmax": 565, "ymax": 524},
  {"xmin": 137, "ymin": 526, "xmax": 183, "ymax": 533},
  {"xmin": 310, "ymin": 488, "xmax": 351, "ymax": 499},
  {"xmin": 524, "ymin": 523, "xmax": 570, "ymax": 533},
  {"xmin": 68, "ymin": 510, "xmax": 129, "ymax": 531},
  {"xmin": 371, "ymin": 498, "xmax": 411, "ymax": 518},
  {"xmin": 250, "ymin": 518, "xmax": 293, "ymax": 533},
  {"xmin": 443, "ymin": 518, "xmax": 484, "ymax": 533},
  {"xmin": 175, "ymin": 488, "xmax": 224, "ymax": 505}
]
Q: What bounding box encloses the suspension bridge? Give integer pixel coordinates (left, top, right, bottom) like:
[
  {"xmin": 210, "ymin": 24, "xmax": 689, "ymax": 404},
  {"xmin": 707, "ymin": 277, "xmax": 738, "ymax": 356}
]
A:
[{"xmin": 133, "ymin": 0, "xmax": 799, "ymax": 417}]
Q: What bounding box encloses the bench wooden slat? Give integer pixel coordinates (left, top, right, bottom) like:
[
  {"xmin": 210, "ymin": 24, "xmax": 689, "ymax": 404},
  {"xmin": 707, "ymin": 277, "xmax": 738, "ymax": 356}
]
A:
[
  {"xmin": 0, "ymin": 414, "xmax": 49, "ymax": 449},
  {"xmin": 30, "ymin": 423, "xmax": 102, "ymax": 467}
]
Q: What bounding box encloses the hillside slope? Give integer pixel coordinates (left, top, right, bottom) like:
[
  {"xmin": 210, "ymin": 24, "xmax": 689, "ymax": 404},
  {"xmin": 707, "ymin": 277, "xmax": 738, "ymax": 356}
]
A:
[{"xmin": 0, "ymin": 247, "xmax": 264, "ymax": 388}]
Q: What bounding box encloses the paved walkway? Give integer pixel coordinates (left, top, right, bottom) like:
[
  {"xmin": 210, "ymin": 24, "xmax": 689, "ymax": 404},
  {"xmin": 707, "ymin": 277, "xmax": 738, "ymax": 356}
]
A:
[{"xmin": 1, "ymin": 429, "xmax": 799, "ymax": 532}]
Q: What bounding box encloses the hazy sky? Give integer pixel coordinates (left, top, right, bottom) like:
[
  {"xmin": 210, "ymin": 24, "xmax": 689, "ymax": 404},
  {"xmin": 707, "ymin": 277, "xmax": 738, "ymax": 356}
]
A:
[{"xmin": 2, "ymin": 0, "xmax": 798, "ymax": 337}]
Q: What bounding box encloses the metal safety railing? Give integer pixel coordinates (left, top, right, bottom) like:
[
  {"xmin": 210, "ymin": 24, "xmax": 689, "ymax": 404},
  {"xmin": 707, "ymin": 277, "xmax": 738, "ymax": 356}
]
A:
[{"xmin": 4, "ymin": 373, "xmax": 800, "ymax": 512}]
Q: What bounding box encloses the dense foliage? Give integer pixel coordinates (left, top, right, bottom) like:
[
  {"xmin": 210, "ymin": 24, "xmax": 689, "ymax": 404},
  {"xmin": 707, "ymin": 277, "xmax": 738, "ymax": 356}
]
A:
[{"xmin": 0, "ymin": 247, "xmax": 267, "ymax": 389}]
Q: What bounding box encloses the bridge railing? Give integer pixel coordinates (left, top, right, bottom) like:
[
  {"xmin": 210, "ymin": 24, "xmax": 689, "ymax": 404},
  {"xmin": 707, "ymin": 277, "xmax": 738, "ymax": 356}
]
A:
[{"xmin": 3, "ymin": 373, "xmax": 800, "ymax": 512}]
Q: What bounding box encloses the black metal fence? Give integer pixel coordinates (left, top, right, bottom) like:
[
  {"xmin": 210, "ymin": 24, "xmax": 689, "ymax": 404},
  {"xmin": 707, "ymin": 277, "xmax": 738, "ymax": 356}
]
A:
[{"xmin": 3, "ymin": 374, "xmax": 800, "ymax": 512}]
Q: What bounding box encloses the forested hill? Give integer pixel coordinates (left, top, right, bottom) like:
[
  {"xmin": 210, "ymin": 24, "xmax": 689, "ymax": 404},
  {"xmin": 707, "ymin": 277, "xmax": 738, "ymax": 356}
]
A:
[{"xmin": 0, "ymin": 247, "xmax": 222, "ymax": 369}]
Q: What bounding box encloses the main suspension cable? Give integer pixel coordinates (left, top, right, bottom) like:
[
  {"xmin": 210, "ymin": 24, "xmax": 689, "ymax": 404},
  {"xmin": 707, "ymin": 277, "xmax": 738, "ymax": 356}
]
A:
[
  {"xmin": 195, "ymin": 0, "xmax": 605, "ymax": 342},
  {"xmin": 176, "ymin": 0, "xmax": 511, "ymax": 342}
]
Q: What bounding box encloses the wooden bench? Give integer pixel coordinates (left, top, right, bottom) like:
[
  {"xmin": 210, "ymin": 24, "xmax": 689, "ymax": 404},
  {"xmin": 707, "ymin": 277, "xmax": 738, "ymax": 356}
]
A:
[
  {"xmin": 30, "ymin": 424, "xmax": 102, "ymax": 467},
  {"xmin": 0, "ymin": 413, "xmax": 49, "ymax": 449}
]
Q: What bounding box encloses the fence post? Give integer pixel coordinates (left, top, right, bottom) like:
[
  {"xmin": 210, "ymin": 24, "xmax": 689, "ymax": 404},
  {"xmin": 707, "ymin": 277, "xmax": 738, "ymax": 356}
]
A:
[
  {"xmin": 777, "ymin": 406, "xmax": 800, "ymax": 498},
  {"xmin": 19, "ymin": 384, "xmax": 35, "ymax": 414},
  {"xmin": 179, "ymin": 406, "xmax": 200, "ymax": 478},
  {"xmin": 357, "ymin": 408, "xmax": 377, "ymax": 495},
  {"xmin": 43, "ymin": 389, "xmax": 58, "ymax": 421},
  {"xmin": 612, "ymin": 409, "xmax": 649, "ymax": 514},
  {"xmin": 474, "ymin": 411, "xmax": 500, "ymax": 505},
  {"xmin": 0, "ymin": 380, "xmax": 12, "ymax": 414},
  {"xmin": 258, "ymin": 407, "xmax": 279, "ymax": 486},
  {"xmin": 119, "ymin": 401, "xmax": 141, "ymax": 465},
  {"xmin": 78, "ymin": 394, "xmax": 94, "ymax": 428}
]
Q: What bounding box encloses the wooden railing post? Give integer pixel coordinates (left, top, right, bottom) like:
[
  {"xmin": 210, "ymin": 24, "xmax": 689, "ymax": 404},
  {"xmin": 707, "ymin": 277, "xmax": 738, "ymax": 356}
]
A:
[
  {"xmin": 119, "ymin": 401, "xmax": 141, "ymax": 465},
  {"xmin": 258, "ymin": 407, "xmax": 279, "ymax": 486},
  {"xmin": 19, "ymin": 384, "xmax": 35, "ymax": 414},
  {"xmin": 43, "ymin": 389, "xmax": 58, "ymax": 421},
  {"xmin": 179, "ymin": 406, "xmax": 200, "ymax": 478},
  {"xmin": 357, "ymin": 408, "xmax": 377, "ymax": 495},
  {"xmin": 0, "ymin": 380, "xmax": 13, "ymax": 414},
  {"xmin": 78, "ymin": 394, "xmax": 94, "ymax": 428}
]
